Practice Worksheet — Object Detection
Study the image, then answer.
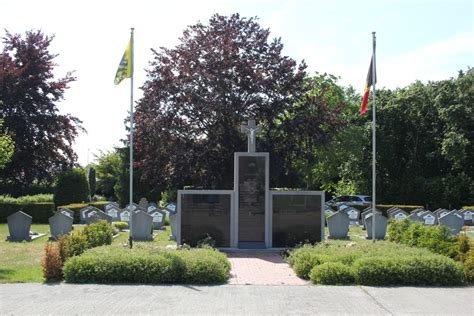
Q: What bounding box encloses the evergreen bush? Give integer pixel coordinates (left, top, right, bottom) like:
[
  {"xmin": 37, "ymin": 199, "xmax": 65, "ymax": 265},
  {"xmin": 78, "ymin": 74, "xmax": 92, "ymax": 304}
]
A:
[
  {"xmin": 54, "ymin": 168, "xmax": 90, "ymax": 206},
  {"xmin": 63, "ymin": 246, "xmax": 230, "ymax": 284},
  {"xmin": 309, "ymin": 262, "xmax": 355, "ymax": 285}
]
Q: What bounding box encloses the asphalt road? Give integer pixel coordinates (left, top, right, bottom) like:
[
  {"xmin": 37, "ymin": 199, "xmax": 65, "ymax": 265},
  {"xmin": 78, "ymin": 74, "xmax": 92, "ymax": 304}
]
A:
[{"xmin": 0, "ymin": 283, "xmax": 472, "ymax": 315}]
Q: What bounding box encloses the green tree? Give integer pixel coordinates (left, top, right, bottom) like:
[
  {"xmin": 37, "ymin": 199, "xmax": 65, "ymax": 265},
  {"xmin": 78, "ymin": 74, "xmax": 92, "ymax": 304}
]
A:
[
  {"xmin": 0, "ymin": 117, "xmax": 14, "ymax": 170},
  {"xmin": 270, "ymin": 73, "xmax": 351, "ymax": 189},
  {"xmin": 54, "ymin": 168, "xmax": 90, "ymax": 206},
  {"xmin": 94, "ymin": 150, "xmax": 121, "ymax": 200},
  {"xmin": 88, "ymin": 166, "xmax": 96, "ymax": 199},
  {"xmin": 351, "ymin": 69, "xmax": 473, "ymax": 208}
]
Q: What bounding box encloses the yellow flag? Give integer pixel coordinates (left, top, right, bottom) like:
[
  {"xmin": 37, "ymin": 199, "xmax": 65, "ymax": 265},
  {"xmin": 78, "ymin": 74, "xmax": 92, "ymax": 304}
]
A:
[{"xmin": 114, "ymin": 39, "xmax": 132, "ymax": 85}]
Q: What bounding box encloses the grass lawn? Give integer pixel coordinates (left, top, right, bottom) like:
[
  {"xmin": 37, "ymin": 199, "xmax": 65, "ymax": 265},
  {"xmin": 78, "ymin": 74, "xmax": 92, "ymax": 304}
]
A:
[{"xmin": 0, "ymin": 224, "xmax": 175, "ymax": 283}]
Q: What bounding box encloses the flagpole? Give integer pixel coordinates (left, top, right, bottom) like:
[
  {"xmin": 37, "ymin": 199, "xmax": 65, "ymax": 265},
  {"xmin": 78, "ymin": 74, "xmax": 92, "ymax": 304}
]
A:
[
  {"xmin": 129, "ymin": 27, "xmax": 135, "ymax": 246},
  {"xmin": 371, "ymin": 32, "xmax": 377, "ymax": 241}
]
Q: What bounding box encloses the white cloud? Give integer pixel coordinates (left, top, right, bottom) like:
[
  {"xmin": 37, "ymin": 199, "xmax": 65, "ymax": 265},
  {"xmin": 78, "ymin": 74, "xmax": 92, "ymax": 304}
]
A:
[{"xmin": 381, "ymin": 32, "xmax": 473, "ymax": 88}]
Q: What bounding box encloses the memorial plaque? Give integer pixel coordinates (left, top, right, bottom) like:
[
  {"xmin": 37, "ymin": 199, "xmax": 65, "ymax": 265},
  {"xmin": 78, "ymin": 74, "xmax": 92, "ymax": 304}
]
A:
[
  {"xmin": 238, "ymin": 156, "xmax": 266, "ymax": 244},
  {"xmin": 272, "ymin": 194, "xmax": 322, "ymax": 247},
  {"xmin": 181, "ymin": 193, "xmax": 231, "ymax": 247}
]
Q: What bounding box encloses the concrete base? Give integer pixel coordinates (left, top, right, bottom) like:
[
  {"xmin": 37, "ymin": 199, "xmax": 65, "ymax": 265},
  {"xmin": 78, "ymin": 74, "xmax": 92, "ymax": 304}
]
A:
[{"xmin": 6, "ymin": 233, "xmax": 46, "ymax": 242}]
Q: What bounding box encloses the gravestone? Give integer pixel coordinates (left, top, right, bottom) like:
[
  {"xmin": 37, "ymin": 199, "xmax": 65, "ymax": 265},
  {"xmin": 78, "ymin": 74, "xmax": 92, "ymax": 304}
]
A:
[
  {"xmin": 387, "ymin": 207, "xmax": 402, "ymax": 217},
  {"xmin": 149, "ymin": 209, "xmax": 166, "ymax": 230},
  {"xmin": 148, "ymin": 205, "xmax": 157, "ymax": 213},
  {"xmin": 57, "ymin": 208, "xmax": 74, "ymax": 218},
  {"xmin": 87, "ymin": 210, "xmax": 113, "ymax": 224},
  {"xmin": 7, "ymin": 211, "xmax": 32, "ymax": 241},
  {"xmin": 125, "ymin": 202, "xmax": 139, "ymax": 211},
  {"xmin": 338, "ymin": 203, "xmax": 350, "ymax": 211},
  {"xmin": 105, "ymin": 206, "xmax": 121, "ymax": 222},
  {"xmin": 138, "ymin": 197, "xmax": 148, "ymax": 210},
  {"xmin": 131, "ymin": 210, "xmax": 153, "ymax": 240},
  {"xmin": 104, "ymin": 202, "xmax": 120, "ymax": 211},
  {"xmin": 438, "ymin": 211, "xmax": 464, "ymax": 235},
  {"xmin": 327, "ymin": 211, "xmax": 350, "ymax": 239},
  {"xmin": 343, "ymin": 207, "xmax": 360, "ymax": 226},
  {"xmin": 408, "ymin": 213, "xmax": 424, "ymax": 223},
  {"xmin": 120, "ymin": 209, "xmax": 131, "ymax": 223},
  {"xmin": 49, "ymin": 212, "xmax": 73, "ymax": 239},
  {"xmin": 461, "ymin": 209, "xmax": 473, "ymax": 226},
  {"xmin": 365, "ymin": 213, "xmax": 388, "ymax": 239},
  {"xmin": 169, "ymin": 212, "xmax": 178, "ymax": 241},
  {"xmin": 361, "ymin": 208, "xmax": 381, "ymax": 229},
  {"xmin": 164, "ymin": 202, "xmax": 177, "ymax": 215},
  {"xmin": 79, "ymin": 206, "xmax": 102, "ymax": 224},
  {"xmin": 420, "ymin": 211, "xmax": 437, "ymax": 225},
  {"xmin": 391, "ymin": 209, "xmax": 408, "ymax": 221}
]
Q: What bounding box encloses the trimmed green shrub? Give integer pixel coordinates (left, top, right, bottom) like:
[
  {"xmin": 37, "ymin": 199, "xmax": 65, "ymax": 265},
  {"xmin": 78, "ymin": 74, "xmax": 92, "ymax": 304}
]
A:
[
  {"xmin": 82, "ymin": 220, "xmax": 113, "ymax": 248},
  {"xmin": 64, "ymin": 231, "xmax": 89, "ymax": 257},
  {"xmin": 288, "ymin": 241, "xmax": 464, "ymax": 285},
  {"xmin": 388, "ymin": 220, "xmax": 469, "ymax": 260},
  {"xmin": 464, "ymin": 249, "xmax": 474, "ymax": 283},
  {"xmin": 63, "ymin": 246, "xmax": 230, "ymax": 284},
  {"xmin": 287, "ymin": 245, "xmax": 323, "ymax": 278},
  {"xmin": 0, "ymin": 194, "xmax": 53, "ymax": 203},
  {"xmin": 309, "ymin": 262, "xmax": 355, "ymax": 285},
  {"xmin": 179, "ymin": 248, "xmax": 231, "ymax": 284},
  {"xmin": 54, "ymin": 168, "xmax": 90, "ymax": 206},
  {"xmin": 0, "ymin": 202, "xmax": 54, "ymax": 223},
  {"xmin": 354, "ymin": 256, "xmax": 463, "ymax": 286},
  {"xmin": 112, "ymin": 222, "xmax": 128, "ymax": 231},
  {"xmin": 463, "ymin": 206, "xmax": 474, "ymax": 210}
]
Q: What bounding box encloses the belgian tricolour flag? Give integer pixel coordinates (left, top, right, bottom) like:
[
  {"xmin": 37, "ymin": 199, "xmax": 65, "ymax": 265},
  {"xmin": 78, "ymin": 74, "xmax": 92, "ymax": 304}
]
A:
[{"xmin": 361, "ymin": 57, "xmax": 376, "ymax": 115}]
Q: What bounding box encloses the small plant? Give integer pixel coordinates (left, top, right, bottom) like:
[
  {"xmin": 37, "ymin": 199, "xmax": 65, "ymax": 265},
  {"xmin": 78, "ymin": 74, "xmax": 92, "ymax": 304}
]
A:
[
  {"xmin": 41, "ymin": 243, "xmax": 64, "ymax": 282},
  {"xmin": 197, "ymin": 234, "xmax": 215, "ymax": 248},
  {"xmin": 82, "ymin": 220, "xmax": 113, "ymax": 247},
  {"xmin": 309, "ymin": 262, "xmax": 355, "ymax": 285},
  {"xmin": 464, "ymin": 248, "xmax": 474, "ymax": 283},
  {"xmin": 64, "ymin": 231, "xmax": 89, "ymax": 257},
  {"xmin": 112, "ymin": 221, "xmax": 128, "ymax": 231}
]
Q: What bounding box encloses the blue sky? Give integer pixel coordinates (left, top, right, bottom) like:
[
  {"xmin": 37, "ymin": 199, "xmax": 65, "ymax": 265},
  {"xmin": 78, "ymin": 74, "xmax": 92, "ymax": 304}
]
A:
[{"xmin": 1, "ymin": 0, "xmax": 472, "ymax": 165}]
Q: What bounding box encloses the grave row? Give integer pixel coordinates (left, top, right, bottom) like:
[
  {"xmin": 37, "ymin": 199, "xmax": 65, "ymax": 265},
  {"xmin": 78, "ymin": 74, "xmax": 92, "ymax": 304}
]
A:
[
  {"xmin": 5, "ymin": 198, "xmax": 178, "ymax": 242},
  {"xmin": 326, "ymin": 206, "xmax": 469, "ymax": 239}
]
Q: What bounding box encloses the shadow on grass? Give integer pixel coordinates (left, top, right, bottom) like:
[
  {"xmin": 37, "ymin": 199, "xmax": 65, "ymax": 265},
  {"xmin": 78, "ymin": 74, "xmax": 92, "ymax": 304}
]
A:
[{"xmin": 0, "ymin": 268, "xmax": 15, "ymax": 279}]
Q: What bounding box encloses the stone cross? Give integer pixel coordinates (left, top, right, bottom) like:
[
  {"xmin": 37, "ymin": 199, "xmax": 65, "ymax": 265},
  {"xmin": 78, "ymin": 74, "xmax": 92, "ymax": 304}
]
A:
[{"xmin": 240, "ymin": 119, "xmax": 261, "ymax": 152}]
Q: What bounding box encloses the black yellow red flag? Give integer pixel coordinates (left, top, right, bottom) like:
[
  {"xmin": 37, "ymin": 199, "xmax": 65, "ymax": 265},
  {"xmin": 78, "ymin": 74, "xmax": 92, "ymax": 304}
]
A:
[{"xmin": 361, "ymin": 57, "xmax": 376, "ymax": 115}]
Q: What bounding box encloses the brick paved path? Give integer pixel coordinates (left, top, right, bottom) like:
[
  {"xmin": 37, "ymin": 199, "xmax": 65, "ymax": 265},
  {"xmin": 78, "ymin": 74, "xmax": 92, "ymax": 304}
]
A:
[{"xmin": 226, "ymin": 252, "xmax": 308, "ymax": 285}]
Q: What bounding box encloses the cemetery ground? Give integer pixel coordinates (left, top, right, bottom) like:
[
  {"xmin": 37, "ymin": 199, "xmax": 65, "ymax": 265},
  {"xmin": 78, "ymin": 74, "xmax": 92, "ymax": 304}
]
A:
[
  {"xmin": 0, "ymin": 224, "xmax": 175, "ymax": 283},
  {"xmin": 1, "ymin": 223, "xmax": 473, "ymax": 284}
]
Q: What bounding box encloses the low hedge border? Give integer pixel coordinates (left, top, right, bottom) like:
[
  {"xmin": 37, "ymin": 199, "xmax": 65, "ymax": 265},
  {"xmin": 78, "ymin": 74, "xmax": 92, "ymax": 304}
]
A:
[
  {"xmin": 288, "ymin": 241, "xmax": 464, "ymax": 286},
  {"xmin": 0, "ymin": 202, "xmax": 55, "ymax": 223},
  {"xmin": 63, "ymin": 246, "xmax": 231, "ymax": 284}
]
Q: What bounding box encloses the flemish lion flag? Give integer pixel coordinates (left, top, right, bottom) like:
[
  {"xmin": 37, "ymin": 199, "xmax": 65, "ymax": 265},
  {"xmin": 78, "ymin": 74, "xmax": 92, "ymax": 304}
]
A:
[
  {"xmin": 361, "ymin": 57, "xmax": 376, "ymax": 115},
  {"xmin": 114, "ymin": 39, "xmax": 132, "ymax": 85}
]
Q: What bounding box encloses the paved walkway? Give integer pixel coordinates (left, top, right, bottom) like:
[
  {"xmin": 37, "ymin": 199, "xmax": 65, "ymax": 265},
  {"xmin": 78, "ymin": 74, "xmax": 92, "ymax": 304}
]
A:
[
  {"xmin": 226, "ymin": 251, "xmax": 307, "ymax": 285},
  {"xmin": 0, "ymin": 283, "xmax": 472, "ymax": 315}
]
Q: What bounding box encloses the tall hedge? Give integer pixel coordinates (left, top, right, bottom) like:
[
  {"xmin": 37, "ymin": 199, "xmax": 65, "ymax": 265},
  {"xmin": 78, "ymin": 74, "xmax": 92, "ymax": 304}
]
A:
[
  {"xmin": 0, "ymin": 202, "xmax": 54, "ymax": 223},
  {"xmin": 54, "ymin": 168, "xmax": 90, "ymax": 206}
]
